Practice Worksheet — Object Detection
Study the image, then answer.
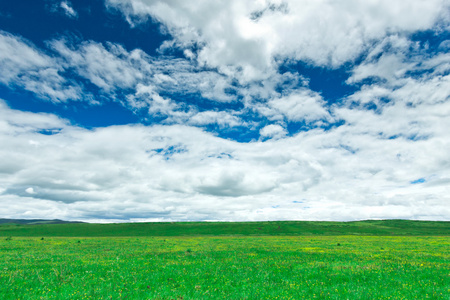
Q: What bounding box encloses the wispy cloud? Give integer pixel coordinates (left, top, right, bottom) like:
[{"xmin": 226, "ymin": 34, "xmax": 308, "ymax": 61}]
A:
[
  {"xmin": 60, "ymin": 1, "xmax": 78, "ymax": 19},
  {"xmin": 46, "ymin": 1, "xmax": 78, "ymax": 19},
  {"xmin": 50, "ymin": 39, "xmax": 143, "ymax": 92},
  {"xmin": 0, "ymin": 31, "xmax": 82, "ymax": 102},
  {"xmin": 188, "ymin": 111, "xmax": 244, "ymax": 128}
]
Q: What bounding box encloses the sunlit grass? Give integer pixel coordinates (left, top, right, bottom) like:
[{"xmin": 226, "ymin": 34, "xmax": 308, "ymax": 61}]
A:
[{"xmin": 1, "ymin": 236, "xmax": 448, "ymax": 299}]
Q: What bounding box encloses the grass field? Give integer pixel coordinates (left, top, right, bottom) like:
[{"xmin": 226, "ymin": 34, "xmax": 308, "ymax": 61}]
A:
[
  {"xmin": 1, "ymin": 219, "xmax": 449, "ymax": 237},
  {"xmin": 0, "ymin": 221, "xmax": 449, "ymax": 299}
]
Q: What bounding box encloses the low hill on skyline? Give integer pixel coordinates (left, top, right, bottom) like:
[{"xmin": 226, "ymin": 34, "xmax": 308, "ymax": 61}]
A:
[
  {"xmin": 0, "ymin": 218, "xmax": 85, "ymax": 225},
  {"xmin": 0, "ymin": 219, "xmax": 448, "ymax": 237}
]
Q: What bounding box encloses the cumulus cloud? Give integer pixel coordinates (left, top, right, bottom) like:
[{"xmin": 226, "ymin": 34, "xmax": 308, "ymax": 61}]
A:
[
  {"xmin": 106, "ymin": 0, "xmax": 448, "ymax": 81},
  {"xmin": 266, "ymin": 89, "xmax": 331, "ymax": 123},
  {"xmin": 1, "ymin": 100, "xmax": 449, "ymax": 222},
  {"xmin": 259, "ymin": 124, "xmax": 287, "ymax": 140}
]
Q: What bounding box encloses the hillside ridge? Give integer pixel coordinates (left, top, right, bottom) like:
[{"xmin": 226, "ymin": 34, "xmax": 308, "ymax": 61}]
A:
[{"xmin": 1, "ymin": 219, "xmax": 448, "ymax": 237}]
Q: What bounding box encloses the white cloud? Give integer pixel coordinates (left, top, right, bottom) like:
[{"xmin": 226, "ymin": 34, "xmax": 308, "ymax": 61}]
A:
[
  {"xmin": 348, "ymin": 53, "xmax": 414, "ymax": 84},
  {"xmin": 259, "ymin": 89, "xmax": 331, "ymax": 123},
  {"xmin": 0, "ymin": 100, "xmax": 67, "ymax": 133},
  {"xmin": 60, "ymin": 1, "xmax": 78, "ymax": 19},
  {"xmin": 188, "ymin": 111, "xmax": 243, "ymax": 128},
  {"xmin": 347, "ymin": 35, "xmax": 424, "ymax": 85},
  {"xmin": 0, "ymin": 31, "xmax": 82, "ymax": 102},
  {"xmin": 50, "ymin": 38, "xmax": 239, "ymax": 105},
  {"xmin": 47, "ymin": 1, "xmax": 78, "ymax": 19},
  {"xmin": 259, "ymin": 124, "xmax": 287, "ymax": 140},
  {"xmin": 25, "ymin": 187, "xmax": 36, "ymax": 194},
  {"xmin": 131, "ymin": 84, "xmax": 182, "ymax": 115},
  {"xmin": 0, "ymin": 30, "xmax": 239, "ymax": 119},
  {"xmin": 107, "ymin": 0, "xmax": 448, "ymax": 81},
  {"xmin": 1, "ymin": 100, "xmax": 449, "ymax": 221},
  {"xmin": 0, "ymin": 32, "xmax": 49, "ymax": 82},
  {"xmin": 345, "ymin": 40, "xmax": 450, "ymax": 112},
  {"xmin": 50, "ymin": 39, "xmax": 144, "ymax": 92}
]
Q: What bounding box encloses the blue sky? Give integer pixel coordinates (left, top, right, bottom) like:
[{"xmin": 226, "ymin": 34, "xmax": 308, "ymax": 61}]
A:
[{"xmin": 0, "ymin": 0, "xmax": 449, "ymax": 222}]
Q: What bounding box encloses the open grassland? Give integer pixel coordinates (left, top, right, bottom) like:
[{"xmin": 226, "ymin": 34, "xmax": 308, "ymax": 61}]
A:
[
  {"xmin": 0, "ymin": 220, "xmax": 449, "ymax": 237},
  {"xmin": 1, "ymin": 235, "xmax": 449, "ymax": 299}
]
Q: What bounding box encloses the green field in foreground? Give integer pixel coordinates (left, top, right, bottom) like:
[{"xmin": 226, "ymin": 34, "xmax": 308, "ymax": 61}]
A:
[
  {"xmin": 1, "ymin": 236, "xmax": 449, "ymax": 299},
  {"xmin": 1, "ymin": 220, "xmax": 449, "ymax": 237},
  {"xmin": 1, "ymin": 221, "xmax": 449, "ymax": 299}
]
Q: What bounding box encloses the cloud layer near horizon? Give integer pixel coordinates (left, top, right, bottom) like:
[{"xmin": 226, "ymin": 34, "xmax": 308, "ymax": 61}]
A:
[{"xmin": 1, "ymin": 98, "xmax": 449, "ymax": 222}]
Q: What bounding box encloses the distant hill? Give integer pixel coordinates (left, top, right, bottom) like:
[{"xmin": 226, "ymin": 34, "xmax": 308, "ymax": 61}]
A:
[
  {"xmin": 0, "ymin": 219, "xmax": 448, "ymax": 237},
  {"xmin": 0, "ymin": 218, "xmax": 85, "ymax": 225}
]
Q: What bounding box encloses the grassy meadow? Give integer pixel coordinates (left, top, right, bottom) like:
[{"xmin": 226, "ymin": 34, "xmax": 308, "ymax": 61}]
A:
[{"xmin": 0, "ymin": 221, "xmax": 449, "ymax": 299}]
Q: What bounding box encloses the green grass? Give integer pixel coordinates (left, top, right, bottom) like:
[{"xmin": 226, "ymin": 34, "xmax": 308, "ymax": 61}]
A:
[
  {"xmin": 1, "ymin": 236, "xmax": 449, "ymax": 299},
  {"xmin": 1, "ymin": 220, "xmax": 449, "ymax": 237},
  {"xmin": 1, "ymin": 221, "xmax": 449, "ymax": 299}
]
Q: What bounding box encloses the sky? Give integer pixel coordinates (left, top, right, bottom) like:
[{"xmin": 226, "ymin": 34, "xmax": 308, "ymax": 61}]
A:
[{"xmin": 0, "ymin": 0, "xmax": 449, "ymax": 222}]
